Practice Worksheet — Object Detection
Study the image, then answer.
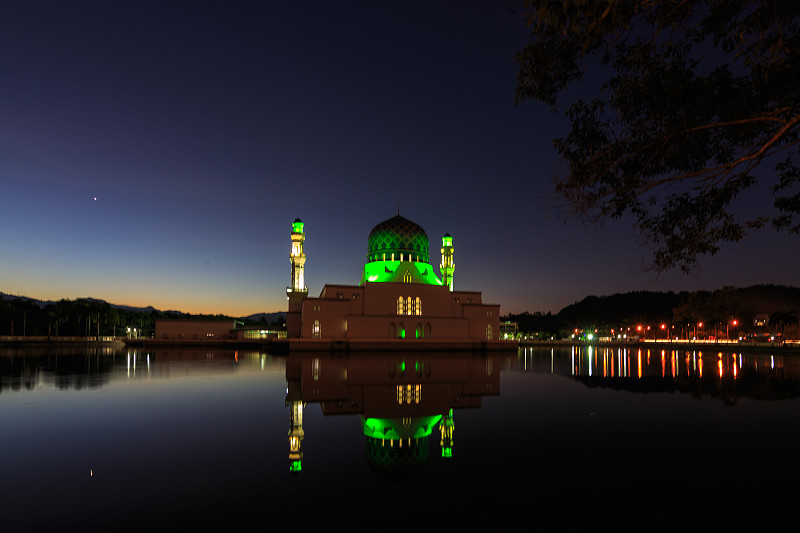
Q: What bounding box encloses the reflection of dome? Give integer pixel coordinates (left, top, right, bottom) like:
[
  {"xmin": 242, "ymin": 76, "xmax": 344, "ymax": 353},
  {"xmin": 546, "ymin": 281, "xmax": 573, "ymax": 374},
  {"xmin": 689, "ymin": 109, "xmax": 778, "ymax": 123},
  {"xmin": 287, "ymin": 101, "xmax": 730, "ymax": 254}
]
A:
[
  {"xmin": 367, "ymin": 215, "xmax": 429, "ymax": 263},
  {"xmin": 361, "ymin": 415, "xmax": 442, "ymax": 480},
  {"xmin": 365, "ymin": 436, "xmax": 429, "ymax": 481}
]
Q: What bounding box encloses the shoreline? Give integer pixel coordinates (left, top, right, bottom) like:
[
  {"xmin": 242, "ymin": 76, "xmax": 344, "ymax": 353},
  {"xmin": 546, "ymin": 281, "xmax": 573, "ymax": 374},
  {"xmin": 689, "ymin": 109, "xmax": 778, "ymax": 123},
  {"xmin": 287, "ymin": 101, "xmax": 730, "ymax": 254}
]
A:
[
  {"xmin": 519, "ymin": 339, "xmax": 800, "ymax": 354},
  {"xmin": 2, "ymin": 336, "xmax": 798, "ymax": 354}
]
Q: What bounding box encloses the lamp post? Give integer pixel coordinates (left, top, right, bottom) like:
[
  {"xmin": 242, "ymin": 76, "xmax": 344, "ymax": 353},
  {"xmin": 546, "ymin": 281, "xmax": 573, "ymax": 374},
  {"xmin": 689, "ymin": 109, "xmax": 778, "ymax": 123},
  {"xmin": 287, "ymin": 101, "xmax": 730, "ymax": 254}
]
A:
[{"xmin": 727, "ymin": 319, "xmax": 738, "ymax": 340}]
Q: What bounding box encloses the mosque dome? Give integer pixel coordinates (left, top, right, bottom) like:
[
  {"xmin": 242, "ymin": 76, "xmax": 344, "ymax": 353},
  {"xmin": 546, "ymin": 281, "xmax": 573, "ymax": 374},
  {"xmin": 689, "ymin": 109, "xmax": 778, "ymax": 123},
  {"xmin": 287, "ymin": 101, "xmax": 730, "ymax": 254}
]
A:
[{"xmin": 367, "ymin": 215, "xmax": 430, "ymax": 263}]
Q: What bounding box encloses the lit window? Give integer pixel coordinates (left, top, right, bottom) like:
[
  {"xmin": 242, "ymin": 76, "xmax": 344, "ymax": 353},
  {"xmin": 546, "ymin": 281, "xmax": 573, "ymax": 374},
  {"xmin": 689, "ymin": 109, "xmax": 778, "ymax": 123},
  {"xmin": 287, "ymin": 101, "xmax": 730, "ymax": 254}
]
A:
[
  {"xmin": 396, "ymin": 384, "xmax": 421, "ymax": 404},
  {"xmin": 403, "ymin": 270, "xmax": 411, "ymax": 283},
  {"xmin": 486, "ymin": 324, "xmax": 492, "ymax": 340},
  {"xmin": 397, "ymin": 296, "xmax": 404, "ymax": 315},
  {"xmin": 312, "ymin": 320, "xmax": 321, "ymax": 338},
  {"xmin": 415, "ymin": 297, "xmax": 422, "ymax": 315}
]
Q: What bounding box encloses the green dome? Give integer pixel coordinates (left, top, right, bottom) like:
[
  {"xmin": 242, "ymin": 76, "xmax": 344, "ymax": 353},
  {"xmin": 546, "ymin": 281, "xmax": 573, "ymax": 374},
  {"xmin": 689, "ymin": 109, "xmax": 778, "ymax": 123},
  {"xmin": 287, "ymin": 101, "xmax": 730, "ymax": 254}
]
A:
[{"xmin": 367, "ymin": 215, "xmax": 429, "ymax": 263}]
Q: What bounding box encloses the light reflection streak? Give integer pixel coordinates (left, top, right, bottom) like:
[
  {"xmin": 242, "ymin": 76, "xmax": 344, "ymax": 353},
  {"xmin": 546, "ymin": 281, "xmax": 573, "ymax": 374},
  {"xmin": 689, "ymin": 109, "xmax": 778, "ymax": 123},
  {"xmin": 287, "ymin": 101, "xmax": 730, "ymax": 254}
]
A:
[
  {"xmin": 571, "ymin": 345, "xmax": 575, "ymax": 376},
  {"xmin": 637, "ymin": 349, "xmax": 642, "ymax": 379}
]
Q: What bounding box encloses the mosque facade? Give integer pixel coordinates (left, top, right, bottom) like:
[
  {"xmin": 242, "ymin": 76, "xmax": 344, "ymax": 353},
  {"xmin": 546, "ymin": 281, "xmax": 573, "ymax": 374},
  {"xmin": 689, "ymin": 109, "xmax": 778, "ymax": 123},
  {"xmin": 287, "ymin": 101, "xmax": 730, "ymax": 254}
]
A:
[{"xmin": 285, "ymin": 214, "xmax": 505, "ymax": 346}]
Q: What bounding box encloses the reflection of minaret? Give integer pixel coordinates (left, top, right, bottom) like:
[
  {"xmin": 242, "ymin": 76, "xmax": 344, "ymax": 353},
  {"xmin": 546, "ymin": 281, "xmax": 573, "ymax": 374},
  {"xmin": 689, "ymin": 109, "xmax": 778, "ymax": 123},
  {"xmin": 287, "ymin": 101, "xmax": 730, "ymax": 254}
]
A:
[
  {"xmin": 287, "ymin": 379, "xmax": 305, "ymax": 473},
  {"xmin": 440, "ymin": 233, "xmax": 454, "ymax": 291},
  {"xmin": 439, "ymin": 408, "xmax": 454, "ymax": 458},
  {"xmin": 286, "ymin": 218, "xmax": 308, "ymax": 338}
]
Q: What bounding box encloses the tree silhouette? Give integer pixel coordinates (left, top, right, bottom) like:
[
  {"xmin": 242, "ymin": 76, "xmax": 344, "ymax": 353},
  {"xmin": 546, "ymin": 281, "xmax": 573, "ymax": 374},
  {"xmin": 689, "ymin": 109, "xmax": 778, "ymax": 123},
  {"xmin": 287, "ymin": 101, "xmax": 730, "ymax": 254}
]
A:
[
  {"xmin": 769, "ymin": 310, "xmax": 799, "ymax": 336},
  {"xmin": 514, "ymin": 0, "xmax": 800, "ymax": 271}
]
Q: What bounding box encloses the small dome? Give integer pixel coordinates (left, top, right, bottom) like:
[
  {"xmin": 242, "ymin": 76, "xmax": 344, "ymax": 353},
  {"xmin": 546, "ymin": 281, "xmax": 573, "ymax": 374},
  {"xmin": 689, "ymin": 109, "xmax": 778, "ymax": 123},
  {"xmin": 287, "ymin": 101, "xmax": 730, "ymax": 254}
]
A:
[{"xmin": 367, "ymin": 215, "xmax": 429, "ymax": 263}]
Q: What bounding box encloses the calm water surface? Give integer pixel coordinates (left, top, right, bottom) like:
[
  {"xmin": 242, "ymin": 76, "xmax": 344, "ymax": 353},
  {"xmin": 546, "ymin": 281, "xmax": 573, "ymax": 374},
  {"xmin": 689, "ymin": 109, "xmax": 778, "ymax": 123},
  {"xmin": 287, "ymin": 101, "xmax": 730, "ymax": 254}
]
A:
[{"xmin": 2, "ymin": 344, "xmax": 799, "ymax": 530}]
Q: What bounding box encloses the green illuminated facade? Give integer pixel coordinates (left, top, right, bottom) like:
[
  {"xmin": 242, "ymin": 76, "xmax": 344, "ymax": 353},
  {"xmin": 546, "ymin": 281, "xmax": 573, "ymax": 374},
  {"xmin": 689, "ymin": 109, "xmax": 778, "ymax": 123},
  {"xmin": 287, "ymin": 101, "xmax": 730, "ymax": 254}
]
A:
[
  {"xmin": 360, "ymin": 215, "xmax": 443, "ymax": 286},
  {"xmin": 361, "ymin": 260, "xmax": 443, "ymax": 285}
]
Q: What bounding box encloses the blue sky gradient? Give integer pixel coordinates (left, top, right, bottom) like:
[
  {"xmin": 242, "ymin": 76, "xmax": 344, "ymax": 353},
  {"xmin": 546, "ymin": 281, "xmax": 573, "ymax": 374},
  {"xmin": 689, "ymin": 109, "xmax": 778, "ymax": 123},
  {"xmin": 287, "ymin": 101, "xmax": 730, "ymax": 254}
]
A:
[{"xmin": 2, "ymin": 1, "xmax": 797, "ymax": 317}]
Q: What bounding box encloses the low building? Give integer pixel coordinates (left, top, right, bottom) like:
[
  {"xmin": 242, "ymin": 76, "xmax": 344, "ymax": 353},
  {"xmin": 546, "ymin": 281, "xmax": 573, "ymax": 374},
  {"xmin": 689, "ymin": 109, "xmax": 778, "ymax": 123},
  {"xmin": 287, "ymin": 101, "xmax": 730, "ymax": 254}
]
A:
[{"xmin": 155, "ymin": 320, "xmax": 238, "ymax": 341}]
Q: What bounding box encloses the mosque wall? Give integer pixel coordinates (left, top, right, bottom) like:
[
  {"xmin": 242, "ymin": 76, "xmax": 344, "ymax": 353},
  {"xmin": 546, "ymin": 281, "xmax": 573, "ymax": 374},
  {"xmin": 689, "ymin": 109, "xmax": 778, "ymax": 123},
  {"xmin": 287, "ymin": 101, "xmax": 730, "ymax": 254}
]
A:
[
  {"xmin": 361, "ymin": 282, "xmax": 452, "ymax": 316},
  {"xmin": 461, "ymin": 304, "xmax": 501, "ymax": 340},
  {"xmin": 301, "ymin": 297, "xmax": 349, "ymax": 339},
  {"xmin": 345, "ymin": 315, "xmax": 470, "ymax": 340}
]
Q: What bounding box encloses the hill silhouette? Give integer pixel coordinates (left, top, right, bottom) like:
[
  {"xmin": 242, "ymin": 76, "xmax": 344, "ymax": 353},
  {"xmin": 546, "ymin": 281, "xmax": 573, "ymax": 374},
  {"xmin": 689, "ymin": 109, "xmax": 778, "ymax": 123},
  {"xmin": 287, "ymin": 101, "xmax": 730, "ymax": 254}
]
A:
[{"xmin": 504, "ymin": 285, "xmax": 800, "ymax": 337}]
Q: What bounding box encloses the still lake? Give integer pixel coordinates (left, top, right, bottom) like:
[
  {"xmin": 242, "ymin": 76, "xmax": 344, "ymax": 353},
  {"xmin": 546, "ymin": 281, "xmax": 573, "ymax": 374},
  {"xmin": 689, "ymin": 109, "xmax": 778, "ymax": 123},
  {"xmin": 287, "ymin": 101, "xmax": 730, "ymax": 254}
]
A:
[{"xmin": 2, "ymin": 344, "xmax": 799, "ymax": 530}]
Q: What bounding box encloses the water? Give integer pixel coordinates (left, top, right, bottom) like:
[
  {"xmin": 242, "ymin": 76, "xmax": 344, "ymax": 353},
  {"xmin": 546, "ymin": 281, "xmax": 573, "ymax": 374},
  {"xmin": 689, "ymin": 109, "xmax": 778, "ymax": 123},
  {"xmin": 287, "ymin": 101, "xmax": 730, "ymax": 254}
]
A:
[{"xmin": 2, "ymin": 344, "xmax": 799, "ymax": 530}]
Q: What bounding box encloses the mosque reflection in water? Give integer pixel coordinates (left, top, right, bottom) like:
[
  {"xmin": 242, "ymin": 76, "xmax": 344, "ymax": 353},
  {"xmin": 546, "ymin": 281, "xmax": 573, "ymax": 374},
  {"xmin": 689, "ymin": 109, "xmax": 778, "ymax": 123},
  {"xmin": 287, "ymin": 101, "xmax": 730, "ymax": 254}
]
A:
[
  {"xmin": 285, "ymin": 352, "xmax": 499, "ymax": 476},
  {"xmin": 4, "ymin": 344, "xmax": 800, "ymax": 529}
]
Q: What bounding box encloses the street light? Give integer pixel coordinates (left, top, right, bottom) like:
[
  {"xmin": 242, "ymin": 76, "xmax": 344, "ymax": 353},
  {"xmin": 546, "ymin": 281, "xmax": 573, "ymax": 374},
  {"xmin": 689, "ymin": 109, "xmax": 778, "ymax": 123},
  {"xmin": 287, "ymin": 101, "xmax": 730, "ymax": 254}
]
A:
[{"xmin": 727, "ymin": 319, "xmax": 738, "ymax": 340}]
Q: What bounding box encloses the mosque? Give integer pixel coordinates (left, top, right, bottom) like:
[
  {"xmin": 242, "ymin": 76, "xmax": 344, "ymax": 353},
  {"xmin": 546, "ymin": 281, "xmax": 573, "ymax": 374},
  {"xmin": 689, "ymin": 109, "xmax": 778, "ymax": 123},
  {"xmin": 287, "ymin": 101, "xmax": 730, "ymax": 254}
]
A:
[{"xmin": 286, "ymin": 213, "xmax": 511, "ymax": 349}]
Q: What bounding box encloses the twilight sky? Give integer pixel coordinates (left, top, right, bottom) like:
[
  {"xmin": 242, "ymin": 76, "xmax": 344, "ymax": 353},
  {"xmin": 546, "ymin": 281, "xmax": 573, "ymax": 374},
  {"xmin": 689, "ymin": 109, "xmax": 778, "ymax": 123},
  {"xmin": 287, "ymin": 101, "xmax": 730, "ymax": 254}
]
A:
[{"xmin": 2, "ymin": 1, "xmax": 798, "ymax": 317}]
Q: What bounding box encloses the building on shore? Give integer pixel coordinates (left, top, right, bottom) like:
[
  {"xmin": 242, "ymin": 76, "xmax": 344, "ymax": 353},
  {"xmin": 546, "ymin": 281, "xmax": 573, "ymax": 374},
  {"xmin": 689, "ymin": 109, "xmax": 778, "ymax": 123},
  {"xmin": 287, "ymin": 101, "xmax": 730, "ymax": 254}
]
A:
[
  {"xmin": 154, "ymin": 320, "xmax": 286, "ymax": 341},
  {"xmin": 286, "ymin": 214, "xmax": 507, "ymax": 346}
]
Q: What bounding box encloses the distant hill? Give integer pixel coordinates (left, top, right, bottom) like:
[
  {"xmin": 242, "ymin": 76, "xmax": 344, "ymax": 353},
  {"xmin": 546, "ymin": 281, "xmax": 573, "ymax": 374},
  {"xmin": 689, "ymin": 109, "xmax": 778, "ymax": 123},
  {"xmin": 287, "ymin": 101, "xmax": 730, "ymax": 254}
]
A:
[
  {"xmin": 504, "ymin": 284, "xmax": 800, "ymax": 335},
  {"xmin": 243, "ymin": 312, "xmax": 286, "ymax": 325},
  {"xmin": 557, "ymin": 290, "xmax": 685, "ymax": 326},
  {"xmin": 0, "ymin": 293, "xmax": 283, "ymax": 322}
]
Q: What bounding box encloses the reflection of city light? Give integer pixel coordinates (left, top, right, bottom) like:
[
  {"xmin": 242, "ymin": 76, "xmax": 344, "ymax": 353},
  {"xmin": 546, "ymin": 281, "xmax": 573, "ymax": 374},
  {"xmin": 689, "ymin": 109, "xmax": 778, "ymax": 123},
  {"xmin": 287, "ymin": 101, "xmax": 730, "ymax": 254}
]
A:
[{"xmin": 637, "ymin": 350, "xmax": 642, "ymax": 379}]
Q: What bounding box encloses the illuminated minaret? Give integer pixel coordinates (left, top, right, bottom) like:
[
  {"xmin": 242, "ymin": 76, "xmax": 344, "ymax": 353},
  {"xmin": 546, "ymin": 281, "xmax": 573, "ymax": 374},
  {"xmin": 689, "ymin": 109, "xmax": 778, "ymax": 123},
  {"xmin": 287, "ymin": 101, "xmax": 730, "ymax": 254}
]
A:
[
  {"xmin": 440, "ymin": 233, "xmax": 454, "ymax": 292},
  {"xmin": 286, "ymin": 218, "xmax": 308, "ymax": 338},
  {"xmin": 288, "ymin": 218, "xmax": 307, "ymax": 302}
]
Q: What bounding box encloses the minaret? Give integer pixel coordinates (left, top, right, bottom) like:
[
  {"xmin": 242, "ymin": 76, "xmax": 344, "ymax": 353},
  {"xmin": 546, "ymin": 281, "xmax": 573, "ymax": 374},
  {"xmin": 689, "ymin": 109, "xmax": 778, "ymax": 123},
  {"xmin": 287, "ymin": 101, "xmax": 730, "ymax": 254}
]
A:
[
  {"xmin": 286, "ymin": 218, "xmax": 308, "ymax": 338},
  {"xmin": 440, "ymin": 233, "xmax": 454, "ymax": 291}
]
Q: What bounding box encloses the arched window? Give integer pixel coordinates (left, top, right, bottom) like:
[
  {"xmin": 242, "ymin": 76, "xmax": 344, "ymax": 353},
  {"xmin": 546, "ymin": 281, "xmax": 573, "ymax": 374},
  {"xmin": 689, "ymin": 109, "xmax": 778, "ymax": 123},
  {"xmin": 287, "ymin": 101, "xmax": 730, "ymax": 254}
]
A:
[
  {"xmin": 397, "ymin": 296, "xmax": 404, "ymax": 315},
  {"xmin": 415, "ymin": 323, "xmax": 423, "ymax": 339},
  {"xmin": 312, "ymin": 320, "xmax": 321, "ymax": 339},
  {"xmin": 415, "ymin": 297, "xmax": 422, "ymax": 315},
  {"xmin": 403, "ymin": 270, "xmax": 411, "ymax": 283}
]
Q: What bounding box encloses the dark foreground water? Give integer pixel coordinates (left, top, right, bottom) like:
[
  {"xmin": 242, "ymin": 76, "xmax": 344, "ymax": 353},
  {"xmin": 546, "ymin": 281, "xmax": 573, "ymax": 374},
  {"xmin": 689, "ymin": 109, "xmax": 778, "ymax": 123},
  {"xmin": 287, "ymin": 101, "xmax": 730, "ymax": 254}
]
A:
[{"xmin": 2, "ymin": 344, "xmax": 800, "ymax": 530}]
